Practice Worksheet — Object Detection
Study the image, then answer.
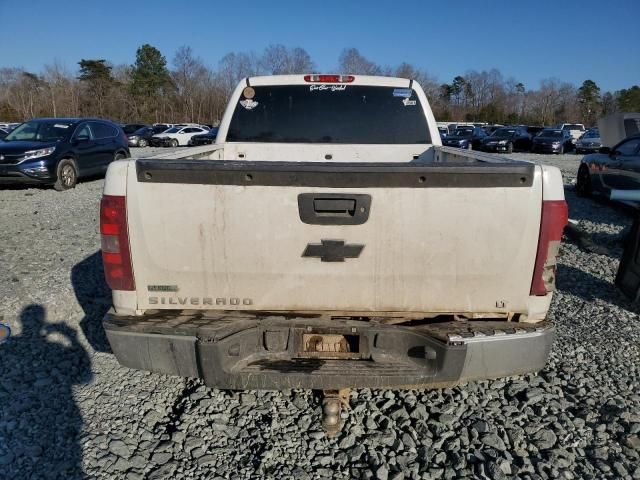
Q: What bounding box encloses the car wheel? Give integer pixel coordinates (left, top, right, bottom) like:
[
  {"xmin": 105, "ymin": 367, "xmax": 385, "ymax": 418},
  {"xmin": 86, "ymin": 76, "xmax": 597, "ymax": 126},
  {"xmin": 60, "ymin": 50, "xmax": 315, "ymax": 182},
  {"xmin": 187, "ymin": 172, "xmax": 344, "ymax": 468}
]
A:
[
  {"xmin": 576, "ymin": 165, "xmax": 592, "ymax": 197},
  {"xmin": 114, "ymin": 152, "xmax": 127, "ymax": 162},
  {"xmin": 54, "ymin": 159, "xmax": 78, "ymax": 191},
  {"xmin": 506, "ymin": 142, "xmax": 513, "ymax": 154},
  {"xmin": 138, "ymin": 138, "xmax": 148, "ymax": 147},
  {"xmin": 171, "ymin": 139, "xmax": 179, "ymax": 148},
  {"xmin": 575, "ymin": 148, "xmax": 582, "ymax": 154}
]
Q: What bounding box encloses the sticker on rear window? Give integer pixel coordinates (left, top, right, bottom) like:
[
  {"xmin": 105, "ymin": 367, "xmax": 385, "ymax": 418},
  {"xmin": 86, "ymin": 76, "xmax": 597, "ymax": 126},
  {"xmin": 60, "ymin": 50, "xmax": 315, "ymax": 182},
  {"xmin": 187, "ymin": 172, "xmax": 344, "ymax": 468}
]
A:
[
  {"xmin": 243, "ymin": 86, "xmax": 255, "ymax": 99},
  {"xmin": 402, "ymin": 98, "xmax": 416, "ymax": 106},
  {"xmin": 393, "ymin": 88, "xmax": 412, "ymax": 98},
  {"xmin": 240, "ymin": 99, "xmax": 259, "ymax": 110},
  {"xmin": 309, "ymin": 85, "xmax": 347, "ymax": 92}
]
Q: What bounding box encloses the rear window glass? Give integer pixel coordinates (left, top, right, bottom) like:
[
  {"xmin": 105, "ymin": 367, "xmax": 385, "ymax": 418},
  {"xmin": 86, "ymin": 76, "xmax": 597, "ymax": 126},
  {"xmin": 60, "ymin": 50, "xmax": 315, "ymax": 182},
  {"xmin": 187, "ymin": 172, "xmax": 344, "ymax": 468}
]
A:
[
  {"xmin": 90, "ymin": 122, "xmax": 117, "ymax": 139},
  {"xmin": 562, "ymin": 124, "xmax": 584, "ymax": 130},
  {"xmin": 227, "ymin": 85, "xmax": 431, "ymax": 144}
]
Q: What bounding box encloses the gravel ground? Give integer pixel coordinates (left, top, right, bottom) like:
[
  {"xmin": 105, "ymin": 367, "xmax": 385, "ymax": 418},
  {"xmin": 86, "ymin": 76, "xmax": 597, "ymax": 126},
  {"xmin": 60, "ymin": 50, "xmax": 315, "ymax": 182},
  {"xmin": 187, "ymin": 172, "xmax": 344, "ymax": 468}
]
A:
[{"xmin": 1, "ymin": 149, "xmax": 639, "ymax": 479}]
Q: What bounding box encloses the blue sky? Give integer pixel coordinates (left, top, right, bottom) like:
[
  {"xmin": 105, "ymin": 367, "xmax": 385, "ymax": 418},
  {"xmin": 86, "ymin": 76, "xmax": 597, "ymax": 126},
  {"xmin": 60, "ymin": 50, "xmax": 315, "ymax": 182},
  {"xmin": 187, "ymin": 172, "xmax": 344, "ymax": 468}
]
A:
[{"xmin": 0, "ymin": 0, "xmax": 638, "ymax": 92}]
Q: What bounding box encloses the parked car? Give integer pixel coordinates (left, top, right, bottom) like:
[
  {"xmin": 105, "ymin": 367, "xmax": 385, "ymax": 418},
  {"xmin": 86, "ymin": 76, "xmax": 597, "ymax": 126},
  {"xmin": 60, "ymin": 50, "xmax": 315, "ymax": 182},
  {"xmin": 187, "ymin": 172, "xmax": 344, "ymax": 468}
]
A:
[
  {"xmin": 575, "ymin": 128, "xmax": 602, "ymax": 154},
  {"xmin": 0, "ymin": 122, "xmax": 20, "ymax": 131},
  {"xmin": 442, "ymin": 126, "xmax": 487, "ymax": 150},
  {"xmin": 558, "ymin": 123, "xmax": 585, "ymax": 144},
  {"xmin": 190, "ymin": 127, "xmax": 219, "ymax": 146},
  {"xmin": 480, "ymin": 127, "xmax": 531, "ymax": 153},
  {"xmin": 438, "ymin": 126, "xmax": 448, "ymax": 139},
  {"xmin": 576, "ymin": 135, "xmax": 640, "ymax": 197},
  {"xmin": 531, "ymin": 129, "xmax": 574, "ymax": 154},
  {"xmin": 0, "ymin": 128, "xmax": 8, "ymax": 140},
  {"xmin": 0, "ymin": 118, "xmax": 129, "ymax": 190},
  {"xmin": 121, "ymin": 123, "xmax": 148, "ymax": 135},
  {"xmin": 128, "ymin": 125, "xmax": 169, "ymax": 147},
  {"xmin": 151, "ymin": 126, "xmax": 209, "ymax": 147}
]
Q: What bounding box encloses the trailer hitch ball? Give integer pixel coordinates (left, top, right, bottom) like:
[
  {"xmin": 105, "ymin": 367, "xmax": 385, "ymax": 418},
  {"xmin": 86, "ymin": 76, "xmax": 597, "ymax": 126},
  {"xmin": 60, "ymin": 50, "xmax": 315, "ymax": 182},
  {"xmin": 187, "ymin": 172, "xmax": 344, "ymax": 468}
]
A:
[
  {"xmin": 324, "ymin": 399, "xmax": 340, "ymax": 416},
  {"xmin": 321, "ymin": 388, "xmax": 351, "ymax": 435}
]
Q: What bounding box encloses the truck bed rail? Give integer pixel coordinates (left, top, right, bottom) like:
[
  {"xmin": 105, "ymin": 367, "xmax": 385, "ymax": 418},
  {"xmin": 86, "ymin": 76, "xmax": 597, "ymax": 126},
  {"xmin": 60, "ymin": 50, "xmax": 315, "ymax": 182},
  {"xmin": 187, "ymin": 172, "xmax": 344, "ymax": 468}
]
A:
[{"xmin": 135, "ymin": 159, "xmax": 534, "ymax": 188}]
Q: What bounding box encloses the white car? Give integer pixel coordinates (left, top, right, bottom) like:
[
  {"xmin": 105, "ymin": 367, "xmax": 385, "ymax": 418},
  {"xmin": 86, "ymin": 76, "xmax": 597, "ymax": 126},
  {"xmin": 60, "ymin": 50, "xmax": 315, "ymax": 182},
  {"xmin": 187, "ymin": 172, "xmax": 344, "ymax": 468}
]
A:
[
  {"xmin": 558, "ymin": 123, "xmax": 585, "ymax": 144},
  {"xmin": 152, "ymin": 126, "xmax": 209, "ymax": 147}
]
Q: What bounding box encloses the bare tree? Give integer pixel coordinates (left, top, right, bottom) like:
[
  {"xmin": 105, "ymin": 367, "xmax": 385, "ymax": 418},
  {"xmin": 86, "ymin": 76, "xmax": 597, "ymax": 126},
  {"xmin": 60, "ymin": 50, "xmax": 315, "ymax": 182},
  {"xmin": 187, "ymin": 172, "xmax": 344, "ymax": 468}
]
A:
[
  {"xmin": 218, "ymin": 52, "xmax": 260, "ymax": 95},
  {"xmin": 337, "ymin": 48, "xmax": 381, "ymax": 75},
  {"xmin": 260, "ymin": 45, "xmax": 315, "ymax": 74}
]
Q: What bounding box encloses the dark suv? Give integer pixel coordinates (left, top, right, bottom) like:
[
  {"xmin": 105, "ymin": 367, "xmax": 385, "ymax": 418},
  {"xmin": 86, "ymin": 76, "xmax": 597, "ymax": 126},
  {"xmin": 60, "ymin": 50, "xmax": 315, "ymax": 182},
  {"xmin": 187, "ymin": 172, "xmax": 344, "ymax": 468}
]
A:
[{"xmin": 0, "ymin": 118, "xmax": 129, "ymax": 190}]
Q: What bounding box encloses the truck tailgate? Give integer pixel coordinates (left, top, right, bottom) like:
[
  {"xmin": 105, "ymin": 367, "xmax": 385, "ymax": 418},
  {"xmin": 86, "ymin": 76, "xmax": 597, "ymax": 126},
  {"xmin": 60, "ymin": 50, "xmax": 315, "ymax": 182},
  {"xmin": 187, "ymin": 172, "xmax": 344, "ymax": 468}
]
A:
[{"xmin": 126, "ymin": 159, "xmax": 541, "ymax": 315}]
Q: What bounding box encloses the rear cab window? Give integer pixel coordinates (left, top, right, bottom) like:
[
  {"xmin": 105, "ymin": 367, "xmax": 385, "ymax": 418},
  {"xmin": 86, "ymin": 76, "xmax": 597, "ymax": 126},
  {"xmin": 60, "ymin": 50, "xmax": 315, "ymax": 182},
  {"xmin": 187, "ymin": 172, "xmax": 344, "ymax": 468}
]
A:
[{"xmin": 227, "ymin": 85, "xmax": 431, "ymax": 144}]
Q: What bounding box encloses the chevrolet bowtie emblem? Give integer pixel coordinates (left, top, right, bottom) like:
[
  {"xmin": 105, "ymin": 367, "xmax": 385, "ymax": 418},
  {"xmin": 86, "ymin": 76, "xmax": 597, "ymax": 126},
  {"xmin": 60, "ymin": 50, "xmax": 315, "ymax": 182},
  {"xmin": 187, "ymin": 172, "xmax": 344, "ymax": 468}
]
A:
[{"xmin": 302, "ymin": 240, "xmax": 364, "ymax": 262}]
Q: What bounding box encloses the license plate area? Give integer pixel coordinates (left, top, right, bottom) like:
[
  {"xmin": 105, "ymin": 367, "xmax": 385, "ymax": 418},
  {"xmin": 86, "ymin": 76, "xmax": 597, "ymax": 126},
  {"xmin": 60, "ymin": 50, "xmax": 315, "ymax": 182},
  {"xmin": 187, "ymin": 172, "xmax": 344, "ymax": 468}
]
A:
[{"xmin": 295, "ymin": 328, "xmax": 369, "ymax": 360}]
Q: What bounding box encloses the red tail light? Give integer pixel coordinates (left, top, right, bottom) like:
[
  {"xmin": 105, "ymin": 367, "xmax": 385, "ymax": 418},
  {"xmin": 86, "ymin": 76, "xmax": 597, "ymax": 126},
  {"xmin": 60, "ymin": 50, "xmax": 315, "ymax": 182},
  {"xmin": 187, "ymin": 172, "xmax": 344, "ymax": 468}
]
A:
[
  {"xmin": 530, "ymin": 200, "xmax": 568, "ymax": 295},
  {"xmin": 304, "ymin": 74, "xmax": 355, "ymax": 83},
  {"xmin": 100, "ymin": 195, "xmax": 135, "ymax": 291}
]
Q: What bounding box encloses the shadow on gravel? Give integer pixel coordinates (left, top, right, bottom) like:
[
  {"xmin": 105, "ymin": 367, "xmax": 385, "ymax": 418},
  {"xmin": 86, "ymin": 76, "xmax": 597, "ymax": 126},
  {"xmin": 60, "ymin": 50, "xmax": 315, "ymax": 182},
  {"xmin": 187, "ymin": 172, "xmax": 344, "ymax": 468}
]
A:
[
  {"xmin": 0, "ymin": 304, "xmax": 91, "ymax": 479},
  {"xmin": 557, "ymin": 264, "xmax": 640, "ymax": 315},
  {"xmin": 72, "ymin": 251, "xmax": 112, "ymax": 353},
  {"xmin": 565, "ymin": 189, "xmax": 636, "ymax": 228},
  {"xmin": 564, "ymin": 224, "xmax": 626, "ymax": 259}
]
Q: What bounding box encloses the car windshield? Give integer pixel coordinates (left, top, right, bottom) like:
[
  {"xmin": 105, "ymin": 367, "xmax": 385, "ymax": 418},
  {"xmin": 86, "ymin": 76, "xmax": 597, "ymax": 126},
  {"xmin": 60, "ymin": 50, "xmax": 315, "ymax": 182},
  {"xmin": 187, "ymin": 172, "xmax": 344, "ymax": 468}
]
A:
[
  {"xmin": 133, "ymin": 127, "xmax": 150, "ymax": 135},
  {"xmin": 540, "ymin": 130, "xmax": 562, "ymax": 138},
  {"xmin": 562, "ymin": 124, "xmax": 584, "ymax": 131},
  {"xmin": 4, "ymin": 120, "xmax": 74, "ymax": 142},
  {"xmin": 584, "ymin": 130, "xmax": 599, "ymax": 138},
  {"xmin": 164, "ymin": 127, "xmax": 181, "ymax": 134},
  {"xmin": 122, "ymin": 124, "xmax": 141, "ymax": 134},
  {"xmin": 227, "ymin": 85, "xmax": 430, "ymax": 144},
  {"xmin": 452, "ymin": 128, "xmax": 473, "ymax": 136},
  {"xmin": 492, "ymin": 129, "xmax": 516, "ymax": 137}
]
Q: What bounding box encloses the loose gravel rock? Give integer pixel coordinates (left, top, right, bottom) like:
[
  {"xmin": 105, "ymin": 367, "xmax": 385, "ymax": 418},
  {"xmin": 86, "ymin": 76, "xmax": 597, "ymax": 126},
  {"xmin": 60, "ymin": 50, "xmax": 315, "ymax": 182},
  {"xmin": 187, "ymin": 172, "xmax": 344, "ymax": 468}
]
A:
[{"xmin": 0, "ymin": 149, "xmax": 638, "ymax": 479}]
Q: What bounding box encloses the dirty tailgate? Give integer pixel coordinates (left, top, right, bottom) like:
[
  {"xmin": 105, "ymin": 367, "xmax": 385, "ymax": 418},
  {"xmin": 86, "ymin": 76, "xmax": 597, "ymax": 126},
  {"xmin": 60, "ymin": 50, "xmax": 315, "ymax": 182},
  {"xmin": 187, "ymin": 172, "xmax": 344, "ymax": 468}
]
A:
[{"xmin": 126, "ymin": 159, "xmax": 541, "ymax": 315}]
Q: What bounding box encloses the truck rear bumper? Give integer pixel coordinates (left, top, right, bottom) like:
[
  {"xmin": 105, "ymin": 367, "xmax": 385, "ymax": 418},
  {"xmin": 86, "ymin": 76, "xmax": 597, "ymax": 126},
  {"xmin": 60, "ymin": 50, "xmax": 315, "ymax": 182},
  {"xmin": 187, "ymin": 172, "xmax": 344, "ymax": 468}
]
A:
[{"xmin": 103, "ymin": 312, "xmax": 554, "ymax": 390}]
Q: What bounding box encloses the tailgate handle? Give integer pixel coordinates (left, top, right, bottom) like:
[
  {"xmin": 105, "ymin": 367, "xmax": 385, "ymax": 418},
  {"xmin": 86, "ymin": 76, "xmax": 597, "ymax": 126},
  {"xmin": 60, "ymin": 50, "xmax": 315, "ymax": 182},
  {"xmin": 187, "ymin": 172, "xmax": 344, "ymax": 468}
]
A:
[
  {"xmin": 313, "ymin": 198, "xmax": 356, "ymax": 216},
  {"xmin": 298, "ymin": 193, "xmax": 371, "ymax": 225}
]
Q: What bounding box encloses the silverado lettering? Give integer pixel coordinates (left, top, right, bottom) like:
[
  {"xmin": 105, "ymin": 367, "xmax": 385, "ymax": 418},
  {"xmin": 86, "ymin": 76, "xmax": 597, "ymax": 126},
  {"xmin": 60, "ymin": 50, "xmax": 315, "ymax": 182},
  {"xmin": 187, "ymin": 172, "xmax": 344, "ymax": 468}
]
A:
[{"xmin": 148, "ymin": 297, "xmax": 253, "ymax": 306}]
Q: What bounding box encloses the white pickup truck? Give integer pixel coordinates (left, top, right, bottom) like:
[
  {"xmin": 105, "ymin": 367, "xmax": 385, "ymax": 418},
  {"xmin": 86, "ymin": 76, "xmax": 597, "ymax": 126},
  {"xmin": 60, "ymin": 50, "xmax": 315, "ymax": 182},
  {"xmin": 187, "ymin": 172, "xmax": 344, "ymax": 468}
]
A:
[{"xmin": 101, "ymin": 75, "xmax": 567, "ymax": 417}]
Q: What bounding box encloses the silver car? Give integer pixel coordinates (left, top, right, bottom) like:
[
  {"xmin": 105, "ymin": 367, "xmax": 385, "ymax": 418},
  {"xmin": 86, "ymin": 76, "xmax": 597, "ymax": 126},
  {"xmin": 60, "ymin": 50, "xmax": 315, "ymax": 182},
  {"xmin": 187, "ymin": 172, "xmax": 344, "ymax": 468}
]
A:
[{"xmin": 575, "ymin": 129, "xmax": 602, "ymax": 154}]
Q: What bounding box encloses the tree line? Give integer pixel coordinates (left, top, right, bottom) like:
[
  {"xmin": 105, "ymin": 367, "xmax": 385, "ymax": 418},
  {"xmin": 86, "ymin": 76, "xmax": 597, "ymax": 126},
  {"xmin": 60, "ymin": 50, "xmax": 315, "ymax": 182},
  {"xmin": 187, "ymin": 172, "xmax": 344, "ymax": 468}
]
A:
[{"xmin": 1, "ymin": 44, "xmax": 639, "ymax": 126}]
